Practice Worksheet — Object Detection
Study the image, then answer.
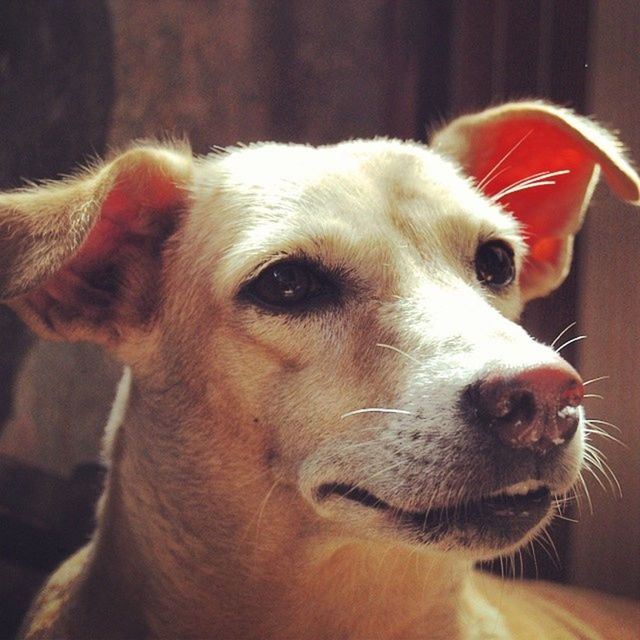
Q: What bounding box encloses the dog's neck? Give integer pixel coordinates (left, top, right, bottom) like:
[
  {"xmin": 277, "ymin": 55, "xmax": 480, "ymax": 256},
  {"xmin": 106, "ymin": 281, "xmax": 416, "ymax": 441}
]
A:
[{"xmin": 86, "ymin": 372, "xmax": 504, "ymax": 640}]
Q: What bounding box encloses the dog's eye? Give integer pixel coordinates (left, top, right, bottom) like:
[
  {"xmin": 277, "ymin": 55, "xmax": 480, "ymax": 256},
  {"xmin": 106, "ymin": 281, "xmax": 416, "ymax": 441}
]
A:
[
  {"xmin": 475, "ymin": 240, "xmax": 515, "ymax": 288},
  {"xmin": 243, "ymin": 260, "xmax": 336, "ymax": 310}
]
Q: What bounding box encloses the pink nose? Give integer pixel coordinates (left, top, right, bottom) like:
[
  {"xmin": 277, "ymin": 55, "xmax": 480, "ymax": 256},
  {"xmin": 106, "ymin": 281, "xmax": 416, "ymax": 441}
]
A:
[{"xmin": 467, "ymin": 362, "xmax": 584, "ymax": 454}]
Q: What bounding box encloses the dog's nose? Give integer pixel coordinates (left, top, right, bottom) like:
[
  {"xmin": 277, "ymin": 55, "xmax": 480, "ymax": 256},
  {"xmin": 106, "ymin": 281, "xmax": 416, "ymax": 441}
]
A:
[{"xmin": 464, "ymin": 362, "xmax": 584, "ymax": 454}]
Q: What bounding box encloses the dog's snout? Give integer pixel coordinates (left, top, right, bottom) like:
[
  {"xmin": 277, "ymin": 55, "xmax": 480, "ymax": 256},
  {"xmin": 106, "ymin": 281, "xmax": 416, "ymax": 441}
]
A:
[{"xmin": 464, "ymin": 362, "xmax": 584, "ymax": 454}]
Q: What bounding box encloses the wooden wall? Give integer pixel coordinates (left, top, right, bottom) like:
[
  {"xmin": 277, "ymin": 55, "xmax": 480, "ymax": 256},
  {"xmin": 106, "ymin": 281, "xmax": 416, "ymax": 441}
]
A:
[{"xmin": 570, "ymin": 0, "xmax": 640, "ymax": 599}]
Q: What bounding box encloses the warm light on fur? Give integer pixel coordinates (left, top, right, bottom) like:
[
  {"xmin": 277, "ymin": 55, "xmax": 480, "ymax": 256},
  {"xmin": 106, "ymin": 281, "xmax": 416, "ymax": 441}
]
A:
[{"xmin": 1, "ymin": 102, "xmax": 639, "ymax": 639}]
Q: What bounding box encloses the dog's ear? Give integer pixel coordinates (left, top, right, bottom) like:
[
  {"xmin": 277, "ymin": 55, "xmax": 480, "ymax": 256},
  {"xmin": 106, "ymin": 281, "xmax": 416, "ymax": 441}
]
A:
[
  {"xmin": 0, "ymin": 144, "xmax": 193, "ymax": 344},
  {"xmin": 431, "ymin": 102, "xmax": 640, "ymax": 300}
]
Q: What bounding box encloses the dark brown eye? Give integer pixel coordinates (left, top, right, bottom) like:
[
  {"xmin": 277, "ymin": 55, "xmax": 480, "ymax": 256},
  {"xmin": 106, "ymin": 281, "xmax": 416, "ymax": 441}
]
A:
[
  {"xmin": 243, "ymin": 260, "xmax": 336, "ymax": 310},
  {"xmin": 475, "ymin": 240, "xmax": 515, "ymax": 288}
]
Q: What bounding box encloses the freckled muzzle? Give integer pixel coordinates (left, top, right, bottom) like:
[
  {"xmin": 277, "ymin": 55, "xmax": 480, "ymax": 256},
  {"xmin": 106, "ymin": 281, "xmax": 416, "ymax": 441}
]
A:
[{"xmin": 305, "ymin": 358, "xmax": 585, "ymax": 552}]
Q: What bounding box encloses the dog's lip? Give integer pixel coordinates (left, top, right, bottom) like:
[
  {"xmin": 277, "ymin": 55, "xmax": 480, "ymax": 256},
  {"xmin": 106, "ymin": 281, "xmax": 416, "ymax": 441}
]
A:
[
  {"xmin": 315, "ymin": 480, "xmax": 553, "ymax": 536},
  {"xmin": 316, "ymin": 483, "xmax": 390, "ymax": 510},
  {"xmin": 315, "ymin": 479, "xmax": 551, "ymax": 510}
]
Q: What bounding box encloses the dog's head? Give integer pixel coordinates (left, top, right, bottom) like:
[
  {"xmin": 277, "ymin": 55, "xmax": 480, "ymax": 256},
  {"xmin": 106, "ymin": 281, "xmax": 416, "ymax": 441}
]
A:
[{"xmin": 1, "ymin": 103, "xmax": 638, "ymax": 559}]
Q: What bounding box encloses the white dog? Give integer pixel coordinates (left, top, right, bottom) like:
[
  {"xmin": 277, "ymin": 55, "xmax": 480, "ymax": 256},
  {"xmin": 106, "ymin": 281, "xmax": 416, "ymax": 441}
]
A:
[{"xmin": 1, "ymin": 102, "xmax": 639, "ymax": 639}]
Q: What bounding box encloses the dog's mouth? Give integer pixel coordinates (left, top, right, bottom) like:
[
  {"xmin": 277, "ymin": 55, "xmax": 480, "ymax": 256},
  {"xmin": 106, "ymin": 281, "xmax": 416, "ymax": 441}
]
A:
[{"xmin": 315, "ymin": 480, "xmax": 553, "ymax": 548}]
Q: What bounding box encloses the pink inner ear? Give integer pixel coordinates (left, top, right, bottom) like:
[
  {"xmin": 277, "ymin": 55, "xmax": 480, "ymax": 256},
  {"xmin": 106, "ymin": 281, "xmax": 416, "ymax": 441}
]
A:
[
  {"xmin": 470, "ymin": 119, "xmax": 597, "ymax": 242},
  {"xmin": 76, "ymin": 170, "xmax": 185, "ymax": 267},
  {"xmin": 27, "ymin": 170, "xmax": 183, "ymax": 330}
]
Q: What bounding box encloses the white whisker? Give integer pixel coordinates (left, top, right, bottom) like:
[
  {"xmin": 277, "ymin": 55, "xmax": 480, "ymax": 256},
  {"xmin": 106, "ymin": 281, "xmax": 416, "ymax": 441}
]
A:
[
  {"xmin": 583, "ymin": 440, "xmax": 608, "ymax": 460},
  {"xmin": 477, "ymin": 130, "xmax": 533, "ymax": 191},
  {"xmin": 527, "ymin": 539, "xmax": 540, "ymax": 579},
  {"xmin": 582, "ymin": 458, "xmax": 608, "ymax": 492},
  {"xmin": 583, "ymin": 375, "xmax": 610, "ymax": 387},
  {"xmin": 254, "ymin": 479, "xmax": 281, "ymax": 538},
  {"xmin": 375, "ymin": 343, "xmax": 421, "ymax": 364},
  {"xmin": 539, "ymin": 529, "xmax": 561, "ymax": 570},
  {"xmin": 584, "ymin": 443, "xmax": 604, "ymax": 471},
  {"xmin": 585, "ymin": 418, "xmax": 622, "ymax": 433},
  {"xmin": 341, "ymin": 407, "xmax": 412, "ymax": 419},
  {"xmin": 554, "ymin": 493, "xmax": 578, "ymax": 507},
  {"xmin": 569, "ymin": 485, "xmax": 583, "ymax": 517},
  {"xmin": 491, "ymin": 169, "xmax": 570, "ymax": 202},
  {"xmin": 476, "ymin": 166, "xmax": 509, "ymax": 193},
  {"xmin": 599, "ymin": 458, "xmax": 623, "ymax": 497},
  {"xmin": 517, "ymin": 548, "xmax": 525, "ymax": 580},
  {"xmin": 554, "ymin": 334, "xmax": 586, "ymax": 354},
  {"xmin": 550, "ymin": 321, "xmax": 577, "ymax": 349},
  {"xmin": 554, "ymin": 512, "xmax": 579, "ymax": 523},
  {"xmin": 584, "ymin": 424, "xmax": 627, "ymax": 448},
  {"xmin": 583, "ymin": 446, "xmax": 622, "ymax": 497},
  {"xmin": 576, "ymin": 473, "xmax": 594, "ymax": 515}
]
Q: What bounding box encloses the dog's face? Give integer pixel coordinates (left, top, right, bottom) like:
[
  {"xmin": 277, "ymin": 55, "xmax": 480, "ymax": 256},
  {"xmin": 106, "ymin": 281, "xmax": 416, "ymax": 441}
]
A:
[
  {"xmin": 165, "ymin": 139, "xmax": 580, "ymax": 557},
  {"xmin": 1, "ymin": 102, "xmax": 638, "ymax": 561}
]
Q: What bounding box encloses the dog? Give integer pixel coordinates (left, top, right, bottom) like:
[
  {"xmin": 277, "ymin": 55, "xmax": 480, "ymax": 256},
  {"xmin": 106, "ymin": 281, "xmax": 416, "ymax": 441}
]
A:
[{"xmin": 1, "ymin": 101, "xmax": 639, "ymax": 639}]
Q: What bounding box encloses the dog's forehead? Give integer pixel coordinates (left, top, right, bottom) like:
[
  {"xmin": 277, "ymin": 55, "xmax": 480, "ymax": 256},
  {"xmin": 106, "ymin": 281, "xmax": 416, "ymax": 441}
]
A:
[
  {"xmin": 203, "ymin": 138, "xmax": 484, "ymax": 207},
  {"xmin": 188, "ymin": 140, "xmax": 522, "ymax": 293}
]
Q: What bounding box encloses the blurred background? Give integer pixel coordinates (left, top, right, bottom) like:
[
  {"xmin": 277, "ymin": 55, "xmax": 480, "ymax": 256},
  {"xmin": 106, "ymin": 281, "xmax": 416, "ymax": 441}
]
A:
[{"xmin": 0, "ymin": 1, "xmax": 638, "ymax": 637}]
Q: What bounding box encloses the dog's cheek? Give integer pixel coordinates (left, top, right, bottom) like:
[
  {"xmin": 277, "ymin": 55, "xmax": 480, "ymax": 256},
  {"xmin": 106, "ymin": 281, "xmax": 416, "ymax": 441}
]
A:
[{"xmin": 258, "ymin": 371, "xmax": 358, "ymax": 469}]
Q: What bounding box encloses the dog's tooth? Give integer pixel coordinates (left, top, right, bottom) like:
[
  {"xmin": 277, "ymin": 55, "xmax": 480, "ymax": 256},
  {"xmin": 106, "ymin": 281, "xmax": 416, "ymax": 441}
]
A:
[{"xmin": 502, "ymin": 480, "xmax": 544, "ymax": 496}]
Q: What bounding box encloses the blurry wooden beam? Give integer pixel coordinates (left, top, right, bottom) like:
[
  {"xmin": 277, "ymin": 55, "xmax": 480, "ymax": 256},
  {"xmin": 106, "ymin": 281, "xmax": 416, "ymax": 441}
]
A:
[{"xmin": 570, "ymin": 0, "xmax": 640, "ymax": 599}]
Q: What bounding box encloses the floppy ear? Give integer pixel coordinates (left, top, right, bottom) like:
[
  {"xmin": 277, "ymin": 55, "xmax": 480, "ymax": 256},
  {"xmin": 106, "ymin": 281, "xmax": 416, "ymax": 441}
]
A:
[
  {"xmin": 0, "ymin": 144, "xmax": 193, "ymax": 343},
  {"xmin": 431, "ymin": 101, "xmax": 640, "ymax": 301}
]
